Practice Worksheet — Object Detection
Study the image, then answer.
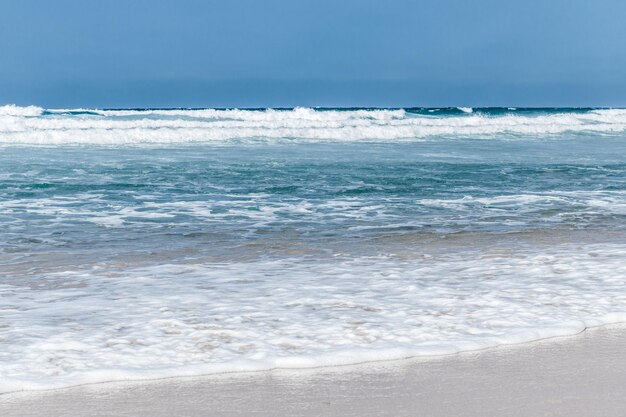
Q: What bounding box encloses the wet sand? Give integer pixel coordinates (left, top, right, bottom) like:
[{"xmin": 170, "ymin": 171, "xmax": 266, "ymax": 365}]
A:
[{"xmin": 2, "ymin": 324, "xmax": 626, "ymax": 417}]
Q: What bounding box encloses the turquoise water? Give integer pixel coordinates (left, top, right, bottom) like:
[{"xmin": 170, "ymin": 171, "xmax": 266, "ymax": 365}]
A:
[
  {"xmin": 3, "ymin": 138, "xmax": 626, "ymax": 263},
  {"xmin": 2, "ymin": 106, "xmax": 626, "ymax": 391}
]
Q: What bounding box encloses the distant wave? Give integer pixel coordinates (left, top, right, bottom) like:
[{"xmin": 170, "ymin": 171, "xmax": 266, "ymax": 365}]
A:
[{"xmin": 1, "ymin": 105, "xmax": 626, "ymax": 144}]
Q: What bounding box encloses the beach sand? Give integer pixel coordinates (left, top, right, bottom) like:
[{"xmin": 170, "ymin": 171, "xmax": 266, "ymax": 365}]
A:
[{"xmin": 2, "ymin": 324, "xmax": 625, "ymax": 417}]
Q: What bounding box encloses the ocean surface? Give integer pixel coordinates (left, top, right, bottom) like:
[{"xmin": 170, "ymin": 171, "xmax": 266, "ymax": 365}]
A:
[{"xmin": 2, "ymin": 105, "xmax": 626, "ymax": 392}]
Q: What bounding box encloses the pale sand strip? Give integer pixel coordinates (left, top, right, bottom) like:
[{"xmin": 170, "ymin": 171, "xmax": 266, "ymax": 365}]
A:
[{"xmin": 2, "ymin": 324, "xmax": 626, "ymax": 417}]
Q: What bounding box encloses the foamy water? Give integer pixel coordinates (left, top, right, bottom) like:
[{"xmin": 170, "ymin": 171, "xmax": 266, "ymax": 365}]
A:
[{"xmin": 1, "ymin": 106, "xmax": 626, "ymax": 392}]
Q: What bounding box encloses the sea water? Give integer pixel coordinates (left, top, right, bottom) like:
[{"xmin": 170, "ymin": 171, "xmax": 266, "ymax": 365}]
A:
[{"xmin": 2, "ymin": 105, "xmax": 626, "ymax": 392}]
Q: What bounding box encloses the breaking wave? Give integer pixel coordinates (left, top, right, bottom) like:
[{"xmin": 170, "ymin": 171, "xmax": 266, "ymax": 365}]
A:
[{"xmin": 1, "ymin": 105, "xmax": 626, "ymax": 144}]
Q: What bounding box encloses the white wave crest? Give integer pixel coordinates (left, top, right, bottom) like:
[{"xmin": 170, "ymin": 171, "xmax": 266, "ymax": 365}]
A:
[
  {"xmin": 1, "ymin": 106, "xmax": 626, "ymax": 144},
  {"xmin": 0, "ymin": 104, "xmax": 44, "ymax": 117}
]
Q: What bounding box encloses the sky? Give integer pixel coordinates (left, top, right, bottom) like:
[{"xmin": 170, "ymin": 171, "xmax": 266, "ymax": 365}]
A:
[{"xmin": 1, "ymin": 0, "xmax": 625, "ymax": 108}]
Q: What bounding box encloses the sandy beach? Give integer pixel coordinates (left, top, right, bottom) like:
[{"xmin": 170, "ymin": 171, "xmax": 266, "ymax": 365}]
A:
[{"xmin": 2, "ymin": 323, "xmax": 625, "ymax": 417}]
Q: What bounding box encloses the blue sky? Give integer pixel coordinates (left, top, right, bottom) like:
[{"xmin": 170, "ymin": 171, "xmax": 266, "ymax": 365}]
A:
[{"xmin": 1, "ymin": 0, "xmax": 624, "ymax": 107}]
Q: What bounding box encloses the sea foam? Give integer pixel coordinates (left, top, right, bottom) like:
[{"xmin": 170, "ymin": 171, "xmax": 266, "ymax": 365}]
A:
[{"xmin": 2, "ymin": 244, "xmax": 626, "ymax": 393}]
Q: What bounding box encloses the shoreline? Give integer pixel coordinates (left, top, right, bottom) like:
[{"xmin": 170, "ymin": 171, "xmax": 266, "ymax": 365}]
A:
[
  {"xmin": 3, "ymin": 322, "xmax": 626, "ymax": 416},
  {"xmin": 0, "ymin": 318, "xmax": 622, "ymax": 396}
]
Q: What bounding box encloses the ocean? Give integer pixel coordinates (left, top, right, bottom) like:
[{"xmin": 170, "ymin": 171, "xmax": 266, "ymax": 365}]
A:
[{"xmin": 2, "ymin": 105, "xmax": 626, "ymax": 392}]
